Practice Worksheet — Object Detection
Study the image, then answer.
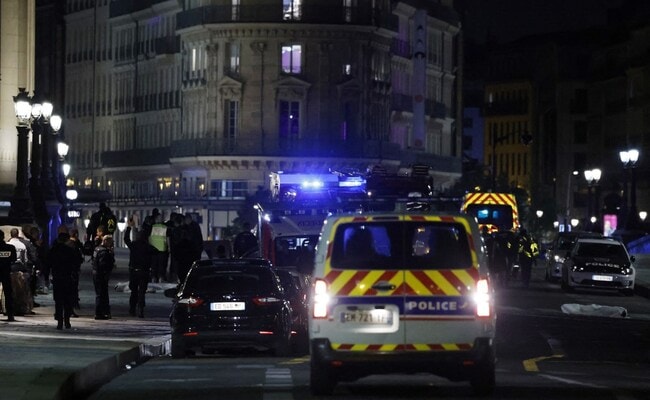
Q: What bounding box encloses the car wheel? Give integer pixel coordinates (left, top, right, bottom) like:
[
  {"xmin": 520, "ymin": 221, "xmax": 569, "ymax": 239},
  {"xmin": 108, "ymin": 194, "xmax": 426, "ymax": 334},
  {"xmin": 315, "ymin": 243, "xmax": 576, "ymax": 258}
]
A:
[
  {"xmin": 170, "ymin": 335, "xmax": 186, "ymax": 359},
  {"xmin": 470, "ymin": 360, "xmax": 496, "ymax": 396},
  {"xmin": 310, "ymin": 358, "xmax": 336, "ymax": 395}
]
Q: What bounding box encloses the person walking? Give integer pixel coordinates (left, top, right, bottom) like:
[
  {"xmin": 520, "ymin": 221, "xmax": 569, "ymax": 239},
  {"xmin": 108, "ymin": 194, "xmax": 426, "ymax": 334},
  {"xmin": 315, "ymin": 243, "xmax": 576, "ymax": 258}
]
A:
[
  {"xmin": 124, "ymin": 222, "xmax": 157, "ymax": 317},
  {"xmin": 47, "ymin": 231, "xmax": 83, "ymax": 329},
  {"xmin": 92, "ymin": 235, "xmax": 115, "ymax": 320},
  {"xmin": 0, "ymin": 230, "xmax": 17, "ymax": 322},
  {"xmin": 148, "ymin": 214, "xmax": 170, "ymax": 283}
]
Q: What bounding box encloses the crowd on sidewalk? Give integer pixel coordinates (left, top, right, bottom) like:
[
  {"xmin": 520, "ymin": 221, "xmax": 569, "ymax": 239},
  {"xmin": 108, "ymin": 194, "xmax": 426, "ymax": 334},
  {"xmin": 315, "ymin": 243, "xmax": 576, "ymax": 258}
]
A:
[{"xmin": 1, "ymin": 204, "xmax": 205, "ymax": 330}]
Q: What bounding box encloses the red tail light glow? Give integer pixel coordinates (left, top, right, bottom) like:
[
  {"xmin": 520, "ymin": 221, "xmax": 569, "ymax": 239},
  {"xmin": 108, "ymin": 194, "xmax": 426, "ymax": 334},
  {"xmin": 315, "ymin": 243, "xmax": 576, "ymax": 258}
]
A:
[
  {"xmin": 178, "ymin": 297, "xmax": 204, "ymax": 308},
  {"xmin": 253, "ymin": 296, "xmax": 282, "ymax": 306}
]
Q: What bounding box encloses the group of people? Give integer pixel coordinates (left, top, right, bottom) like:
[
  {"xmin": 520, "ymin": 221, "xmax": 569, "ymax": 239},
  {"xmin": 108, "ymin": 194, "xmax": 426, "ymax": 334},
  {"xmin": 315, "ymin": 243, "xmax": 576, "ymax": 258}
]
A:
[{"xmin": 482, "ymin": 226, "xmax": 540, "ymax": 288}]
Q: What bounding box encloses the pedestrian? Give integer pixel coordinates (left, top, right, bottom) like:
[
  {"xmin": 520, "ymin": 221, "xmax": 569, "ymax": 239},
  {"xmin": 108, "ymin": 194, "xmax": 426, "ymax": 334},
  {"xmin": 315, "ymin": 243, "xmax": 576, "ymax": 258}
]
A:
[
  {"xmin": 167, "ymin": 212, "xmax": 185, "ymax": 282},
  {"xmin": 517, "ymin": 228, "xmax": 539, "ymax": 288},
  {"xmin": 92, "ymin": 235, "xmax": 115, "ymax": 320},
  {"xmin": 142, "ymin": 208, "xmax": 160, "ymax": 239},
  {"xmin": 20, "ymin": 225, "xmax": 41, "ymax": 309},
  {"xmin": 184, "ymin": 213, "xmax": 204, "ymax": 262},
  {"xmin": 28, "ymin": 226, "xmax": 48, "ymax": 295},
  {"xmin": 169, "ymin": 214, "xmax": 195, "ymax": 283},
  {"xmin": 148, "ymin": 213, "xmax": 170, "ymax": 283},
  {"xmin": 124, "ymin": 221, "xmax": 157, "ymax": 318},
  {"xmin": 7, "ymin": 228, "xmax": 27, "ymax": 265},
  {"xmin": 233, "ymin": 222, "xmax": 258, "ymax": 258},
  {"xmin": 488, "ymin": 232, "xmax": 510, "ymax": 288},
  {"xmin": 0, "ymin": 230, "xmax": 17, "ymax": 321},
  {"xmin": 86, "ymin": 202, "xmax": 117, "ymax": 251},
  {"xmin": 68, "ymin": 228, "xmax": 84, "ymax": 316},
  {"xmin": 47, "ymin": 230, "xmax": 83, "ymax": 329}
]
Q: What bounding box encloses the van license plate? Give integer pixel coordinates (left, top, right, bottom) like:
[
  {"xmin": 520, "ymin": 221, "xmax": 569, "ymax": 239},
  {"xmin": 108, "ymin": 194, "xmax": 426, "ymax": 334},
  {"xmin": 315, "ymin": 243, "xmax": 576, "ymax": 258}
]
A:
[
  {"xmin": 341, "ymin": 310, "xmax": 392, "ymax": 325},
  {"xmin": 592, "ymin": 275, "xmax": 613, "ymax": 282},
  {"xmin": 211, "ymin": 302, "xmax": 245, "ymax": 311}
]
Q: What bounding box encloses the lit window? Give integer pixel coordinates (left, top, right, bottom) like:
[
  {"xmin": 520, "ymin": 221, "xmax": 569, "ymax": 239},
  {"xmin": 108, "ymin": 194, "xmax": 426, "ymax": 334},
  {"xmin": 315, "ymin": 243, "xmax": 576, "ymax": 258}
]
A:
[
  {"xmin": 281, "ymin": 44, "xmax": 302, "ymax": 74},
  {"xmin": 227, "ymin": 42, "xmax": 240, "ymax": 75},
  {"xmin": 231, "ymin": 0, "xmax": 240, "ymax": 21},
  {"xmin": 343, "ymin": 64, "xmax": 352, "ymax": 75},
  {"xmin": 283, "ymin": 0, "xmax": 302, "ymax": 20}
]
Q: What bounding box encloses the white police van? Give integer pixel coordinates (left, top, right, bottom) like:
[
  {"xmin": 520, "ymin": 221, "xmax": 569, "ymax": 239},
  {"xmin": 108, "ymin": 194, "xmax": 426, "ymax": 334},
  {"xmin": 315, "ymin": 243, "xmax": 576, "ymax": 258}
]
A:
[{"xmin": 309, "ymin": 212, "xmax": 496, "ymax": 395}]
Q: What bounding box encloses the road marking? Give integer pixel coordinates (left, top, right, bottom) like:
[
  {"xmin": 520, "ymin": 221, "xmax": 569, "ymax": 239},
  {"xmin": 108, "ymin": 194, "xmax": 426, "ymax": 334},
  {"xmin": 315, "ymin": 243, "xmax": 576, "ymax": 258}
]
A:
[
  {"xmin": 538, "ymin": 373, "xmax": 606, "ymax": 389},
  {"xmin": 263, "ymin": 367, "xmax": 293, "ymax": 400},
  {"xmin": 523, "ymin": 331, "xmax": 565, "ymax": 372}
]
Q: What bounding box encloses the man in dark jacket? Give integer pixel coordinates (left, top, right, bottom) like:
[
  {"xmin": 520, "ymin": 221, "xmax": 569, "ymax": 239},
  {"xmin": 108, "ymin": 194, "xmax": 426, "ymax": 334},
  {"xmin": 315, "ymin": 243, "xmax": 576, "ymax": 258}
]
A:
[
  {"xmin": 124, "ymin": 223, "xmax": 157, "ymax": 318},
  {"xmin": 92, "ymin": 235, "xmax": 115, "ymax": 320},
  {"xmin": 0, "ymin": 230, "xmax": 17, "ymax": 321},
  {"xmin": 47, "ymin": 231, "xmax": 83, "ymax": 329}
]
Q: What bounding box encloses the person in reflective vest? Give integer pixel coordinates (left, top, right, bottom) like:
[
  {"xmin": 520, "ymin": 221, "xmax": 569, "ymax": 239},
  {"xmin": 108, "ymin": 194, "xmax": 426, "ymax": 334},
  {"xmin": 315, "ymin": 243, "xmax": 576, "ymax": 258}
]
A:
[
  {"xmin": 148, "ymin": 214, "xmax": 170, "ymax": 283},
  {"xmin": 517, "ymin": 228, "xmax": 539, "ymax": 288}
]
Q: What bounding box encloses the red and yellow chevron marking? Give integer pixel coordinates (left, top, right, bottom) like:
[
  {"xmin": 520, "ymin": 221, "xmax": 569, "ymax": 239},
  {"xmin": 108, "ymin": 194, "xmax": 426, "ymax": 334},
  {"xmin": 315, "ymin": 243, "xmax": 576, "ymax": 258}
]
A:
[
  {"xmin": 461, "ymin": 192, "xmax": 520, "ymax": 229},
  {"xmin": 332, "ymin": 343, "xmax": 473, "ymax": 351},
  {"xmin": 323, "ymin": 215, "xmax": 481, "ymax": 296}
]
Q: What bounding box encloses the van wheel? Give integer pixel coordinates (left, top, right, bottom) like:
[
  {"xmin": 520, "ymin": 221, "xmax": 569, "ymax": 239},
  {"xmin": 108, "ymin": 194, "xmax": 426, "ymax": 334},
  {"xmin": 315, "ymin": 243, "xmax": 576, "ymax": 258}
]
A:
[
  {"xmin": 470, "ymin": 362, "xmax": 495, "ymax": 396},
  {"xmin": 170, "ymin": 335, "xmax": 186, "ymax": 359},
  {"xmin": 310, "ymin": 359, "xmax": 336, "ymax": 395}
]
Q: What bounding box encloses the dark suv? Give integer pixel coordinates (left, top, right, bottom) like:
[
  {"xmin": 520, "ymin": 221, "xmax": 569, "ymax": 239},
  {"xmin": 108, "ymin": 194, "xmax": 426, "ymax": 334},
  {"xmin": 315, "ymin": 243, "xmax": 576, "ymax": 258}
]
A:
[{"xmin": 166, "ymin": 258, "xmax": 293, "ymax": 358}]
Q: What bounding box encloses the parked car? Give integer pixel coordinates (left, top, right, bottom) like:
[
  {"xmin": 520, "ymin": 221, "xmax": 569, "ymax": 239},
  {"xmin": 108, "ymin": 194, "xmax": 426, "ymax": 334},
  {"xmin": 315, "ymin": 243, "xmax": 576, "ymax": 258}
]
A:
[
  {"xmin": 545, "ymin": 231, "xmax": 603, "ymax": 282},
  {"xmin": 275, "ymin": 268, "xmax": 310, "ymax": 351},
  {"xmin": 309, "ymin": 211, "xmax": 496, "ymax": 396},
  {"xmin": 166, "ymin": 258, "xmax": 293, "ymax": 358},
  {"xmin": 560, "ymin": 238, "xmax": 635, "ymax": 296}
]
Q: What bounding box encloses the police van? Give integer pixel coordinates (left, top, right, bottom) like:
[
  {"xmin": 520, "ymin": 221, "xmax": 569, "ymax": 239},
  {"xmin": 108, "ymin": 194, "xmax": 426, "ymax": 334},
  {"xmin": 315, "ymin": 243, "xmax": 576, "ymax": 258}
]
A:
[{"xmin": 308, "ymin": 211, "xmax": 496, "ymax": 395}]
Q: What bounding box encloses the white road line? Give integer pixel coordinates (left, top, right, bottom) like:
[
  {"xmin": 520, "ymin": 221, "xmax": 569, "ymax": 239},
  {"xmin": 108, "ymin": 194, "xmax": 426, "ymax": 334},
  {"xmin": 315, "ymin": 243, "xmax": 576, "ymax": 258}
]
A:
[
  {"xmin": 264, "ymin": 367, "xmax": 293, "ymax": 400},
  {"xmin": 538, "ymin": 373, "xmax": 606, "ymax": 389}
]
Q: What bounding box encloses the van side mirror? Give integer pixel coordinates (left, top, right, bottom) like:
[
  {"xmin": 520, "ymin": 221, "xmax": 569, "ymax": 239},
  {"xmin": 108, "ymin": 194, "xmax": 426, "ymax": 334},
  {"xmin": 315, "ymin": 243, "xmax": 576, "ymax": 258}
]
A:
[
  {"xmin": 164, "ymin": 287, "xmax": 179, "ymax": 299},
  {"xmin": 630, "ymin": 255, "xmax": 636, "ymax": 263}
]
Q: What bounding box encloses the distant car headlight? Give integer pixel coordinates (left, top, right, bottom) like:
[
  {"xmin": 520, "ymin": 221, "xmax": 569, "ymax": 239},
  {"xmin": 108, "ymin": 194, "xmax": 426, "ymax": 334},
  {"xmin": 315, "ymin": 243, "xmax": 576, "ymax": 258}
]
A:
[
  {"xmin": 620, "ymin": 266, "xmax": 634, "ymax": 275},
  {"xmin": 554, "ymin": 255, "xmax": 565, "ymax": 263}
]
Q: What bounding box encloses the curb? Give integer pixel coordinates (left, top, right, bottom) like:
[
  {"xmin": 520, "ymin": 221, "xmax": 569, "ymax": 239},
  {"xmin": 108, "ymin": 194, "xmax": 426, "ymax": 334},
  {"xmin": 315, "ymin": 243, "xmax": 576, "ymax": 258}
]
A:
[{"xmin": 54, "ymin": 337, "xmax": 170, "ymax": 400}]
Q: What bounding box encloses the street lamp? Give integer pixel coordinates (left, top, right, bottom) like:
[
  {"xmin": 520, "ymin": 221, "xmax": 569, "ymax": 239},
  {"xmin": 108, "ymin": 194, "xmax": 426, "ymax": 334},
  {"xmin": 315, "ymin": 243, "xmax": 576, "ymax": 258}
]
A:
[
  {"xmin": 8, "ymin": 88, "xmax": 34, "ymax": 221},
  {"xmin": 620, "ymin": 149, "xmax": 640, "ymax": 229},
  {"xmin": 584, "ymin": 168, "xmax": 602, "ymax": 232}
]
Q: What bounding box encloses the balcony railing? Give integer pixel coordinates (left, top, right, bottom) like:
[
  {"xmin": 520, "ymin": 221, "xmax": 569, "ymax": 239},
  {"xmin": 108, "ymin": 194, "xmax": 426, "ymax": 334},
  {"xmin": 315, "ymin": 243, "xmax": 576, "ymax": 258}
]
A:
[
  {"xmin": 102, "ymin": 147, "xmax": 171, "ymax": 167},
  {"xmin": 177, "ymin": 4, "xmax": 384, "ymax": 29},
  {"xmin": 154, "ymin": 36, "xmax": 181, "ymax": 55}
]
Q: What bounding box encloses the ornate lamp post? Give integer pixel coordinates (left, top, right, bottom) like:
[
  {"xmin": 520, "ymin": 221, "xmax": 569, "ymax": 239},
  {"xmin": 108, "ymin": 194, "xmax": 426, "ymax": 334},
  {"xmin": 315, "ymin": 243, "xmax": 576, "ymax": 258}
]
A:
[
  {"xmin": 619, "ymin": 149, "xmax": 640, "ymax": 229},
  {"xmin": 584, "ymin": 168, "xmax": 602, "ymax": 232},
  {"xmin": 8, "ymin": 88, "xmax": 34, "ymax": 221}
]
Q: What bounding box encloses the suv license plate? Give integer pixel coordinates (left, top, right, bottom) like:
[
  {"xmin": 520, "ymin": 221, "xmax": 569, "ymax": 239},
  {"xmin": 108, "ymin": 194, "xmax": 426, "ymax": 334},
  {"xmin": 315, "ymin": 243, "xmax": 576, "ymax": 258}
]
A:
[
  {"xmin": 340, "ymin": 309, "xmax": 392, "ymax": 325},
  {"xmin": 211, "ymin": 302, "xmax": 246, "ymax": 311},
  {"xmin": 592, "ymin": 275, "xmax": 613, "ymax": 282}
]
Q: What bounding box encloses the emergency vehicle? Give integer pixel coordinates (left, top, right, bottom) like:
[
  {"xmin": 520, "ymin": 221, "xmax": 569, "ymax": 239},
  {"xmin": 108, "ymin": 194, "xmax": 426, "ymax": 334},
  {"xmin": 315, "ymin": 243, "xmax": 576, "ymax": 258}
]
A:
[
  {"xmin": 460, "ymin": 192, "xmax": 520, "ymax": 233},
  {"xmin": 308, "ymin": 211, "xmax": 496, "ymax": 395}
]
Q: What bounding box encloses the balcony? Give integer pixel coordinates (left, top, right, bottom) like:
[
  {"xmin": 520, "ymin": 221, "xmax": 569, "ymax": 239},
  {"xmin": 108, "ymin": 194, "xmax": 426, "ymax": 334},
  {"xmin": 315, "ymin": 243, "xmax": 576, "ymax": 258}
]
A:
[
  {"xmin": 177, "ymin": 4, "xmax": 384, "ymax": 30},
  {"xmin": 102, "ymin": 147, "xmax": 171, "ymax": 167}
]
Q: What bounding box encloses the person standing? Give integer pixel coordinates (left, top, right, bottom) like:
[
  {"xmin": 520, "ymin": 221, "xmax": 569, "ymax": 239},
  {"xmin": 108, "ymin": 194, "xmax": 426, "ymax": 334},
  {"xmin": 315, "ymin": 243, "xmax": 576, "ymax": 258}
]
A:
[
  {"xmin": 47, "ymin": 231, "xmax": 83, "ymax": 329},
  {"xmin": 517, "ymin": 228, "xmax": 539, "ymax": 288},
  {"xmin": 124, "ymin": 222, "xmax": 157, "ymax": 317},
  {"xmin": 68, "ymin": 228, "xmax": 85, "ymax": 316},
  {"xmin": 233, "ymin": 222, "xmax": 258, "ymax": 258},
  {"xmin": 92, "ymin": 235, "xmax": 115, "ymax": 320},
  {"xmin": 148, "ymin": 214, "xmax": 170, "ymax": 283},
  {"xmin": 185, "ymin": 213, "xmax": 204, "ymax": 263},
  {"xmin": 0, "ymin": 230, "xmax": 17, "ymax": 322}
]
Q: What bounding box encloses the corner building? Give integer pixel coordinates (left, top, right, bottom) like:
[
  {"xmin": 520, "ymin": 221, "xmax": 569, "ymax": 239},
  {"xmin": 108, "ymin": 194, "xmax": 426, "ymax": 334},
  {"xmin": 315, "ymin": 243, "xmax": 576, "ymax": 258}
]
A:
[{"xmin": 63, "ymin": 0, "xmax": 462, "ymax": 239}]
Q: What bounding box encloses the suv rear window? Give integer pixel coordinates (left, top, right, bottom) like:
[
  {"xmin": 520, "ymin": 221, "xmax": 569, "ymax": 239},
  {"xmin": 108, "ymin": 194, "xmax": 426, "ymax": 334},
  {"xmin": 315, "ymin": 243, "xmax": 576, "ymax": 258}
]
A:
[
  {"xmin": 330, "ymin": 221, "xmax": 472, "ymax": 270},
  {"xmin": 185, "ymin": 268, "xmax": 278, "ymax": 295}
]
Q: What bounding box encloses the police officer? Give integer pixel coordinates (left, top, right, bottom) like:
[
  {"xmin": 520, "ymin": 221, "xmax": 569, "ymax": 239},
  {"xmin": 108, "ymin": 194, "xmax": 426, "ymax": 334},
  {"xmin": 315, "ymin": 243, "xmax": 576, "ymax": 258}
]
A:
[
  {"xmin": 148, "ymin": 214, "xmax": 170, "ymax": 283},
  {"xmin": 124, "ymin": 223, "xmax": 157, "ymax": 318},
  {"xmin": 0, "ymin": 230, "xmax": 18, "ymax": 321},
  {"xmin": 517, "ymin": 228, "xmax": 539, "ymax": 287}
]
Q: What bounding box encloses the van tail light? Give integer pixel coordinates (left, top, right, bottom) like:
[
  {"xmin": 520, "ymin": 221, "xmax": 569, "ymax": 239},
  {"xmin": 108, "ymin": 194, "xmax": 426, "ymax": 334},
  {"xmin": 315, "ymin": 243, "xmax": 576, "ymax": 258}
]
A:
[
  {"xmin": 253, "ymin": 296, "xmax": 282, "ymax": 306},
  {"xmin": 178, "ymin": 296, "xmax": 205, "ymax": 308},
  {"xmin": 312, "ymin": 279, "xmax": 330, "ymax": 319},
  {"xmin": 474, "ymin": 279, "xmax": 491, "ymax": 318}
]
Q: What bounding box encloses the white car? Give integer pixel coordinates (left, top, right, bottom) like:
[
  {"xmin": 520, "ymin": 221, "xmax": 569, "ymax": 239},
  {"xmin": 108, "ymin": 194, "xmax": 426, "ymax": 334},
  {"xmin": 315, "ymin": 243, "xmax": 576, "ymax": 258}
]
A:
[
  {"xmin": 309, "ymin": 212, "xmax": 496, "ymax": 396},
  {"xmin": 561, "ymin": 238, "xmax": 635, "ymax": 296}
]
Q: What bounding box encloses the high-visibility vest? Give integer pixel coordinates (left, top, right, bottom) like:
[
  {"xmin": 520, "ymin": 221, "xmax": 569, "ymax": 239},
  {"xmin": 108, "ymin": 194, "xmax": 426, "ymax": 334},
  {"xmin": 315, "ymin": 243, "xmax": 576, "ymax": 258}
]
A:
[{"xmin": 149, "ymin": 223, "xmax": 168, "ymax": 252}]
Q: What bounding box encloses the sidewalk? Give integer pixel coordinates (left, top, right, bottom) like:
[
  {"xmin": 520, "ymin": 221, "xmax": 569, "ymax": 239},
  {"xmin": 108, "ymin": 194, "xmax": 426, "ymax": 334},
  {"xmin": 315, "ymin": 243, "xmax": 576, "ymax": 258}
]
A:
[
  {"xmin": 2, "ymin": 249, "xmax": 650, "ymax": 400},
  {"xmin": 0, "ymin": 248, "xmax": 171, "ymax": 400}
]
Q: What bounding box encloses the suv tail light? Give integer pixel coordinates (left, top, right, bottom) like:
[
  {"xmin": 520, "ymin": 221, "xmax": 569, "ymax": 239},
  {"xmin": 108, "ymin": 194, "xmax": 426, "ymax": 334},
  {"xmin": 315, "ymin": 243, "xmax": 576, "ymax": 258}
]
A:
[
  {"xmin": 253, "ymin": 296, "xmax": 282, "ymax": 306},
  {"xmin": 312, "ymin": 279, "xmax": 330, "ymax": 319},
  {"xmin": 474, "ymin": 279, "xmax": 491, "ymax": 318},
  {"xmin": 178, "ymin": 296, "xmax": 205, "ymax": 308}
]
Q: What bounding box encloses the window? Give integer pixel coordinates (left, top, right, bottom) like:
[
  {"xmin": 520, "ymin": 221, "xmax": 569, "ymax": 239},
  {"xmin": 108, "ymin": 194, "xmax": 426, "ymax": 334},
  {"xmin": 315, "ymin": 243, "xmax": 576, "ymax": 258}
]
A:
[
  {"xmin": 224, "ymin": 100, "xmax": 239, "ymax": 151},
  {"xmin": 281, "ymin": 44, "xmax": 302, "ymax": 74},
  {"xmin": 283, "ymin": 0, "xmax": 302, "ymax": 20},
  {"xmin": 226, "ymin": 42, "xmax": 240, "ymax": 75},
  {"xmin": 209, "ymin": 180, "xmax": 248, "ymax": 199},
  {"xmin": 574, "ymin": 121, "xmax": 587, "ymax": 144},
  {"xmin": 231, "ymin": 0, "xmax": 240, "ymax": 21},
  {"xmin": 279, "ymin": 101, "xmax": 300, "ymax": 141},
  {"xmin": 343, "ymin": 0, "xmax": 354, "ymax": 22},
  {"xmin": 343, "ymin": 64, "xmax": 352, "ymax": 76}
]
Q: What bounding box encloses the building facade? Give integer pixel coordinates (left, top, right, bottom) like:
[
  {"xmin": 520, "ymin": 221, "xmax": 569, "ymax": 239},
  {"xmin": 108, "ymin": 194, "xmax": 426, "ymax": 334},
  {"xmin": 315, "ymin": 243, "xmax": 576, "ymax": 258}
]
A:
[{"xmin": 61, "ymin": 0, "xmax": 463, "ymax": 239}]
